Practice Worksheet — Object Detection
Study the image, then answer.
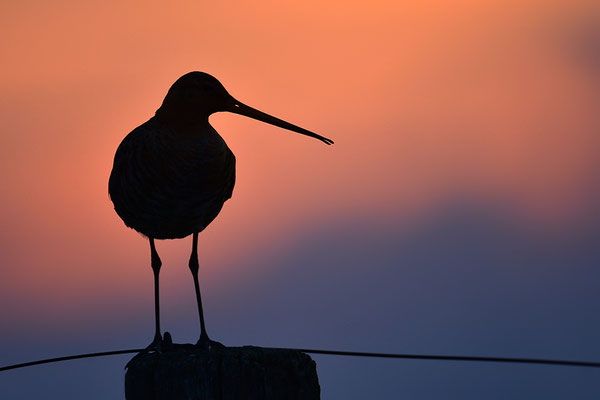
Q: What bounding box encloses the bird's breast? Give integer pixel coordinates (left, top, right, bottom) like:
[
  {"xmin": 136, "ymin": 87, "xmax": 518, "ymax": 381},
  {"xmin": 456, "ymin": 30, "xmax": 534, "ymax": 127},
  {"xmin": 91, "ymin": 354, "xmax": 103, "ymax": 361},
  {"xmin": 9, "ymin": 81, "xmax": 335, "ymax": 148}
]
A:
[{"xmin": 109, "ymin": 118, "xmax": 236, "ymax": 239}]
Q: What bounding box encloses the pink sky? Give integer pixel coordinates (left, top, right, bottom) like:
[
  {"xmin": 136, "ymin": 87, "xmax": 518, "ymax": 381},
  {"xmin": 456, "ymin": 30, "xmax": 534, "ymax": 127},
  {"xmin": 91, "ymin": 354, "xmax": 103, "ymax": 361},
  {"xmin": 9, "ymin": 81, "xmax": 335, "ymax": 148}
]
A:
[{"xmin": 0, "ymin": 0, "xmax": 598, "ymax": 325}]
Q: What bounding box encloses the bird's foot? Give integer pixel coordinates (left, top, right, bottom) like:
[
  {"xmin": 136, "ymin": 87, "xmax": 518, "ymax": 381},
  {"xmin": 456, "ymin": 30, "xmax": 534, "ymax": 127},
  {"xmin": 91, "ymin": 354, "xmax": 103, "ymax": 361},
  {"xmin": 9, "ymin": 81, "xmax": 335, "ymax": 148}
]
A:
[
  {"xmin": 125, "ymin": 332, "xmax": 170, "ymax": 369},
  {"xmin": 195, "ymin": 333, "xmax": 225, "ymax": 351},
  {"xmin": 146, "ymin": 332, "xmax": 165, "ymax": 352}
]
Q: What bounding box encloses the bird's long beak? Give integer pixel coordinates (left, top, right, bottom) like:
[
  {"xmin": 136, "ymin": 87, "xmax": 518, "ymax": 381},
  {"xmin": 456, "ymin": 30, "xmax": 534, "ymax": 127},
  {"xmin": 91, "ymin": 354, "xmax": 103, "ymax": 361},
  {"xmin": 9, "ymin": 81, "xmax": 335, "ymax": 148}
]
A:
[{"xmin": 226, "ymin": 98, "xmax": 334, "ymax": 145}]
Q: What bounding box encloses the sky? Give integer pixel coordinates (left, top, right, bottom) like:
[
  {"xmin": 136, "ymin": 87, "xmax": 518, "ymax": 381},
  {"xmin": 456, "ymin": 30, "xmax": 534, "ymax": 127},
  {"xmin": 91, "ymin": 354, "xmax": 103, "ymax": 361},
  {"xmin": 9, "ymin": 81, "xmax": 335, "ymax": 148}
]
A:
[{"xmin": 0, "ymin": 0, "xmax": 599, "ymax": 398}]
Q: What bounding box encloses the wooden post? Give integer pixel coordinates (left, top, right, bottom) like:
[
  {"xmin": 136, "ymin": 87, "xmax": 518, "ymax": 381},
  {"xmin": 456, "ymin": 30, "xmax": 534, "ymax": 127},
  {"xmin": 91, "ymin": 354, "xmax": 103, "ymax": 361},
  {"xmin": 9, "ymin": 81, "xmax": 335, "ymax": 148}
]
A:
[{"xmin": 125, "ymin": 342, "xmax": 320, "ymax": 400}]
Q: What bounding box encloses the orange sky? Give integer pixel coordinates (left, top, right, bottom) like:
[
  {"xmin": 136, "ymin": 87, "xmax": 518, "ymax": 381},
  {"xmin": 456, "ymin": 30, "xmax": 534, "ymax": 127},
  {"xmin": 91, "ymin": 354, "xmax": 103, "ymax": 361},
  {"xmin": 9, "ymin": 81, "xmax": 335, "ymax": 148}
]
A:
[{"xmin": 0, "ymin": 0, "xmax": 599, "ymax": 321}]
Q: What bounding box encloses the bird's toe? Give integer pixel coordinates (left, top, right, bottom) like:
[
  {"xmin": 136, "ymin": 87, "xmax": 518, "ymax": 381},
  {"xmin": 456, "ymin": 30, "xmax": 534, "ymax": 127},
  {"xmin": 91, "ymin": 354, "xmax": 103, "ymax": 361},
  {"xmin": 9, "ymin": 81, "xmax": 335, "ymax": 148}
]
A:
[{"xmin": 195, "ymin": 335, "xmax": 225, "ymax": 351}]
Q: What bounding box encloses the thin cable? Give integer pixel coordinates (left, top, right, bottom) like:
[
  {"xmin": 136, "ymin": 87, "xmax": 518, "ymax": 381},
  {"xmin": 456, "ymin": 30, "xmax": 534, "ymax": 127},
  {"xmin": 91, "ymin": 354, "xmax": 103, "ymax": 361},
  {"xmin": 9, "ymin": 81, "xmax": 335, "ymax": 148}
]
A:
[
  {"xmin": 278, "ymin": 348, "xmax": 600, "ymax": 368},
  {"xmin": 0, "ymin": 349, "xmax": 143, "ymax": 372},
  {"xmin": 1, "ymin": 347, "xmax": 599, "ymax": 372}
]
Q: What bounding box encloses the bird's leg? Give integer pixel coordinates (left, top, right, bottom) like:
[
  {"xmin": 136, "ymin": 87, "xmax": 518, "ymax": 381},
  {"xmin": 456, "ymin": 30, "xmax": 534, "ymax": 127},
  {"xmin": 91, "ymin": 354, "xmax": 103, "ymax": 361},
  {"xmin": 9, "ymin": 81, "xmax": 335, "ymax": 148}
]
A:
[
  {"xmin": 189, "ymin": 233, "xmax": 208, "ymax": 340},
  {"xmin": 126, "ymin": 239, "xmax": 163, "ymax": 369},
  {"xmin": 189, "ymin": 232, "xmax": 224, "ymax": 350},
  {"xmin": 149, "ymin": 238, "xmax": 163, "ymax": 349}
]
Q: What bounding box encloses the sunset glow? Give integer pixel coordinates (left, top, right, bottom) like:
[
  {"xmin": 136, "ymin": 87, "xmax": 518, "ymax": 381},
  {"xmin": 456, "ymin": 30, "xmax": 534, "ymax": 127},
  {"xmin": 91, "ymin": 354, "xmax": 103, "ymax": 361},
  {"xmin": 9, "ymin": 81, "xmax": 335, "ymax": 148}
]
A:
[{"xmin": 1, "ymin": 1, "xmax": 599, "ymax": 398}]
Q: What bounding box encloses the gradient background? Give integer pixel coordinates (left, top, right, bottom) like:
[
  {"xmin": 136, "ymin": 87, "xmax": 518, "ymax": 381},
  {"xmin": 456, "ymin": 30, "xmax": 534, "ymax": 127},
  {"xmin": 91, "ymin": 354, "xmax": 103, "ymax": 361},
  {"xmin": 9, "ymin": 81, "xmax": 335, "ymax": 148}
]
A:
[{"xmin": 1, "ymin": 0, "xmax": 600, "ymax": 398}]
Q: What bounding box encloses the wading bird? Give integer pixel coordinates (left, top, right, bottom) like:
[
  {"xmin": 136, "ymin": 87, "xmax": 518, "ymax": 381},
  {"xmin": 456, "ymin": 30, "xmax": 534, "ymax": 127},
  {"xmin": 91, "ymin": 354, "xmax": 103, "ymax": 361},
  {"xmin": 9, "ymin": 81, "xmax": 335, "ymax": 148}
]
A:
[{"xmin": 109, "ymin": 72, "xmax": 333, "ymax": 350}]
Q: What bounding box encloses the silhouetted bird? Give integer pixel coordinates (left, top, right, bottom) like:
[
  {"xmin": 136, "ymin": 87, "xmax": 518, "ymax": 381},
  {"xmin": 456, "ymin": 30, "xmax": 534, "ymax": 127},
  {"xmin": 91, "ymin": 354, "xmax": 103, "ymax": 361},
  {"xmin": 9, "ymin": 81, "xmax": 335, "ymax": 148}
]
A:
[{"xmin": 109, "ymin": 72, "xmax": 333, "ymax": 350}]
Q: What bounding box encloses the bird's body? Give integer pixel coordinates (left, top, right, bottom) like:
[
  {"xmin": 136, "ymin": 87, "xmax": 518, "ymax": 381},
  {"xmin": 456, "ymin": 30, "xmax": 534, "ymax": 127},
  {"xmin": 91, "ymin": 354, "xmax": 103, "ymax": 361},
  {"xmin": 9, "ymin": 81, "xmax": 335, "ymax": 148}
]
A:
[
  {"xmin": 109, "ymin": 72, "xmax": 332, "ymax": 350},
  {"xmin": 109, "ymin": 117, "xmax": 235, "ymax": 239}
]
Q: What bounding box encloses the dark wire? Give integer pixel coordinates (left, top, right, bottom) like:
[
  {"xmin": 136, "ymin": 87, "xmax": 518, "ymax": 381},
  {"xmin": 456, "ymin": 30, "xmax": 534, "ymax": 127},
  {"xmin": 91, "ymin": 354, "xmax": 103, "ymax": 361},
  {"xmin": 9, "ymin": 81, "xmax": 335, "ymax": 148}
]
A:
[
  {"xmin": 0, "ymin": 349, "xmax": 143, "ymax": 372},
  {"xmin": 1, "ymin": 347, "xmax": 600, "ymax": 372},
  {"xmin": 282, "ymin": 348, "xmax": 600, "ymax": 368}
]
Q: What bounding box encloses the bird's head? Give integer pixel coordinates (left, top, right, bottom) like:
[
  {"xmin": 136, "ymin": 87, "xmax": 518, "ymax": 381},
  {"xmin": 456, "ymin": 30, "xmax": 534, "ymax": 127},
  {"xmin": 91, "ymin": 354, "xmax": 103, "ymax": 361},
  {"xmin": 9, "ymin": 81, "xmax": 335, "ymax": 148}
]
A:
[
  {"xmin": 157, "ymin": 71, "xmax": 333, "ymax": 145},
  {"xmin": 159, "ymin": 72, "xmax": 230, "ymax": 116}
]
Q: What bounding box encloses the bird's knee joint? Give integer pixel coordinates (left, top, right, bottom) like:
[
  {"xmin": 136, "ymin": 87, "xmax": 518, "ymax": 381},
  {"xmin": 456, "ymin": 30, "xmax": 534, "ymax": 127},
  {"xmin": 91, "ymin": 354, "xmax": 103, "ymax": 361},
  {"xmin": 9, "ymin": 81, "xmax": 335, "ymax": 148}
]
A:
[
  {"xmin": 188, "ymin": 256, "xmax": 199, "ymax": 273},
  {"xmin": 151, "ymin": 254, "xmax": 162, "ymax": 271}
]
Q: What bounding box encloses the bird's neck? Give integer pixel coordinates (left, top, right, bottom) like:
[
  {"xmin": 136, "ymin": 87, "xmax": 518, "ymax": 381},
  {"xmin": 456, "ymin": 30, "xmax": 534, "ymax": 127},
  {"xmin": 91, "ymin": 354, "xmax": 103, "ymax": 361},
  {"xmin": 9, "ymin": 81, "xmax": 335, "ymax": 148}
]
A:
[{"xmin": 154, "ymin": 107, "xmax": 213, "ymax": 136}]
